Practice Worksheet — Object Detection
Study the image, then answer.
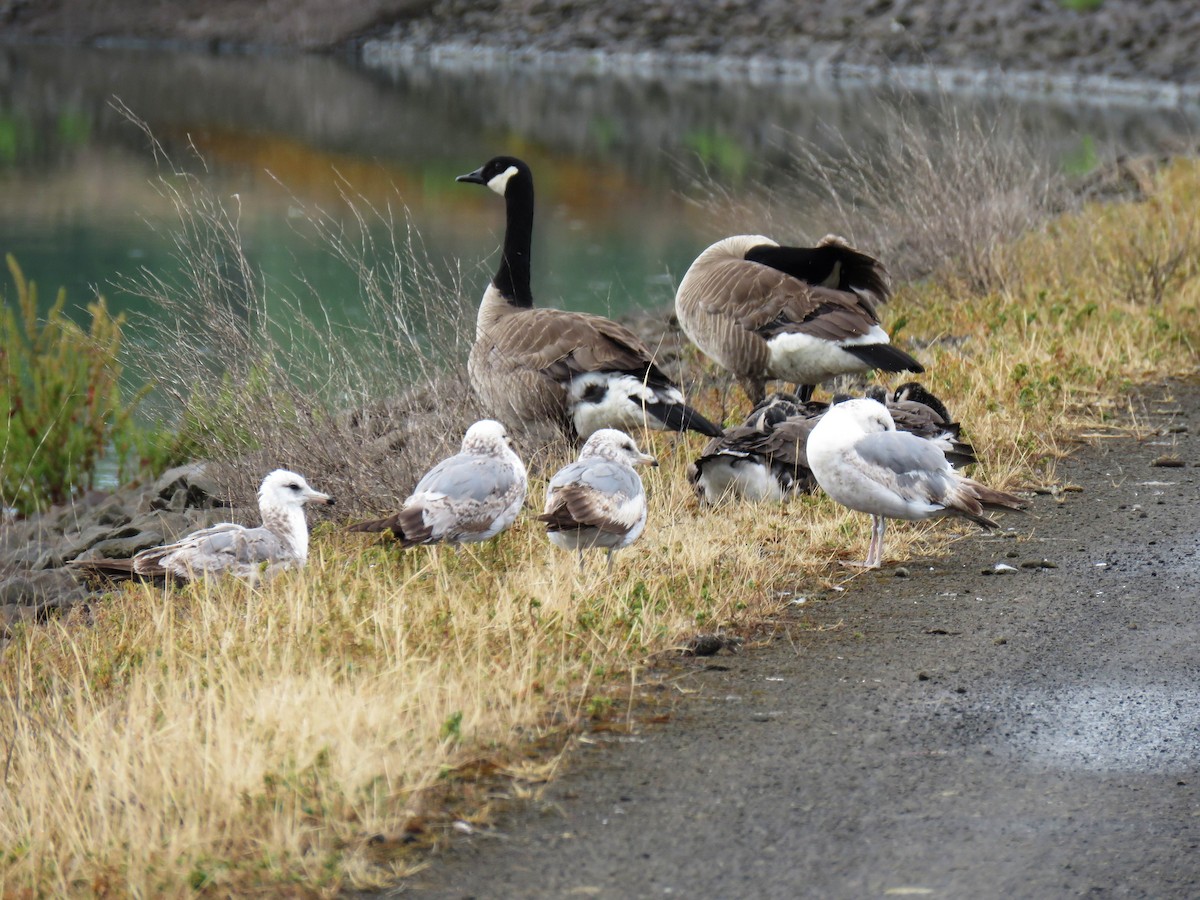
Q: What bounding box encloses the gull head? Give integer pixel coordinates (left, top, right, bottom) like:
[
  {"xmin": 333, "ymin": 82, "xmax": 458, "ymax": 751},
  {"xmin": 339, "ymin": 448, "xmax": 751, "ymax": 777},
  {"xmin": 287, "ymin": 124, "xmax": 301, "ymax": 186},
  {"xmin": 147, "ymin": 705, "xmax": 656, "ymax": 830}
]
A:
[
  {"xmin": 579, "ymin": 429, "xmax": 658, "ymax": 467},
  {"xmin": 258, "ymin": 469, "xmax": 334, "ymax": 511},
  {"xmin": 460, "ymin": 419, "xmax": 514, "ymax": 455},
  {"xmin": 824, "ymin": 397, "xmax": 897, "ymax": 437}
]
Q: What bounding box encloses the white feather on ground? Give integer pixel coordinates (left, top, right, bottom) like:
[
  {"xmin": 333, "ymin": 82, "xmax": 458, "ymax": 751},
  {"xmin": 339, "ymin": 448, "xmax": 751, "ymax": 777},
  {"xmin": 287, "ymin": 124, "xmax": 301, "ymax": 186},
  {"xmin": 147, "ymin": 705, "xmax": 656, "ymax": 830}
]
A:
[
  {"xmin": 539, "ymin": 428, "xmax": 657, "ymax": 571},
  {"xmin": 807, "ymin": 398, "xmax": 1023, "ymax": 568},
  {"xmin": 133, "ymin": 469, "xmax": 333, "ymax": 580},
  {"xmin": 347, "ymin": 419, "xmax": 527, "ymax": 546}
]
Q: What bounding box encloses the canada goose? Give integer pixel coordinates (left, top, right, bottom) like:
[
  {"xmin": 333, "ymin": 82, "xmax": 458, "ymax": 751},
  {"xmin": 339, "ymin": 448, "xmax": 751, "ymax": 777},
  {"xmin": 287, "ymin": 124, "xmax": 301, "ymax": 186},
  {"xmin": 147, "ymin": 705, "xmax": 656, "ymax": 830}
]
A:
[
  {"xmin": 347, "ymin": 419, "xmax": 526, "ymax": 546},
  {"xmin": 74, "ymin": 470, "xmax": 334, "ymax": 581},
  {"xmin": 539, "ymin": 428, "xmax": 657, "ymax": 571},
  {"xmin": 674, "ymin": 234, "xmax": 924, "ymax": 404},
  {"xmin": 807, "ymin": 398, "xmax": 1023, "ymax": 568},
  {"xmin": 456, "ymin": 156, "xmax": 721, "ymax": 441},
  {"xmin": 689, "ymin": 393, "xmax": 826, "ymax": 504},
  {"xmin": 864, "ymin": 383, "xmax": 976, "ymax": 466}
]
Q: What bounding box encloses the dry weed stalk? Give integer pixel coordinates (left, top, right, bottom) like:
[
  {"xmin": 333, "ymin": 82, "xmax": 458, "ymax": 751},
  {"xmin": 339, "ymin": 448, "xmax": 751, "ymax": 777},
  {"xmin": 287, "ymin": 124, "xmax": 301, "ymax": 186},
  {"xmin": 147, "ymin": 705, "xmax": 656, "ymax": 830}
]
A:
[
  {"xmin": 690, "ymin": 94, "xmax": 1068, "ymax": 292},
  {"xmin": 114, "ymin": 104, "xmax": 483, "ymax": 514}
]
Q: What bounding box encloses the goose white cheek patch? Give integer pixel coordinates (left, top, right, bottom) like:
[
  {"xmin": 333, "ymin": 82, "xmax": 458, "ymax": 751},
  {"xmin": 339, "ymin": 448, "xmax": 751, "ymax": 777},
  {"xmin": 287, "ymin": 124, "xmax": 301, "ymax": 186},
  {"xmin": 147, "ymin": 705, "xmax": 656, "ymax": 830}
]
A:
[{"xmin": 487, "ymin": 165, "xmax": 519, "ymax": 195}]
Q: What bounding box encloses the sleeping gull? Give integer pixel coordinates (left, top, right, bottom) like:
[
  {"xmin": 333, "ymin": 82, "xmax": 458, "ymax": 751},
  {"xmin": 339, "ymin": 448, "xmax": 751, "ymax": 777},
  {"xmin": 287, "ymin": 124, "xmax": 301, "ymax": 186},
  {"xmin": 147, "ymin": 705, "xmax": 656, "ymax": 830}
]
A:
[
  {"xmin": 807, "ymin": 398, "xmax": 1023, "ymax": 568},
  {"xmin": 539, "ymin": 428, "xmax": 657, "ymax": 571},
  {"xmin": 347, "ymin": 419, "xmax": 527, "ymax": 546},
  {"xmin": 125, "ymin": 469, "xmax": 332, "ymax": 580}
]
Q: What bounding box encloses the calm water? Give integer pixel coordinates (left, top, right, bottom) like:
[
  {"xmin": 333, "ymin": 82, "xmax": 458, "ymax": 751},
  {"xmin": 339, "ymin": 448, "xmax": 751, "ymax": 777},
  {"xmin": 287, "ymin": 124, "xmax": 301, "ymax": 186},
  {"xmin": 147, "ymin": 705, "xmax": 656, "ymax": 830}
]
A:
[{"xmin": 1, "ymin": 43, "xmax": 1197, "ymax": 339}]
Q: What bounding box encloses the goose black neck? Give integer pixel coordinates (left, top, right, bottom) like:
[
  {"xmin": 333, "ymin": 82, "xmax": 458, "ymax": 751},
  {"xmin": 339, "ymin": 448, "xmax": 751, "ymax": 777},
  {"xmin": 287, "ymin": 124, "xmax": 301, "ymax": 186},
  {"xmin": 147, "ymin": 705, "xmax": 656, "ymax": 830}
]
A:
[{"xmin": 494, "ymin": 177, "xmax": 535, "ymax": 308}]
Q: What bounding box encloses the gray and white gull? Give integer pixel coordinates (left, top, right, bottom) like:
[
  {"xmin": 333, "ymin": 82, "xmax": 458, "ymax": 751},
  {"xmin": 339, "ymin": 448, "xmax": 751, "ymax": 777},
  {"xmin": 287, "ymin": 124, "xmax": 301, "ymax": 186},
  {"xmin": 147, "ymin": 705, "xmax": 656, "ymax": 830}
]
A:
[
  {"xmin": 539, "ymin": 428, "xmax": 657, "ymax": 571},
  {"xmin": 348, "ymin": 419, "xmax": 527, "ymax": 546},
  {"xmin": 807, "ymin": 398, "xmax": 1023, "ymax": 568},
  {"xmin": 133, "ymin": 469, "xmax": 333, "ymax": 580}
]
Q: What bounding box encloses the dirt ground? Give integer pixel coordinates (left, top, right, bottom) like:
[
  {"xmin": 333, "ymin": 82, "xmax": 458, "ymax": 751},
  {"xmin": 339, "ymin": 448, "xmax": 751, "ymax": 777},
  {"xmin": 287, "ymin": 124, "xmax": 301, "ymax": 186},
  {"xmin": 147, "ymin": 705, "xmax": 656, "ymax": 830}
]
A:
[{"xmin": 398, "ymin": 382, "xmax": 1200, "ymax": 898}]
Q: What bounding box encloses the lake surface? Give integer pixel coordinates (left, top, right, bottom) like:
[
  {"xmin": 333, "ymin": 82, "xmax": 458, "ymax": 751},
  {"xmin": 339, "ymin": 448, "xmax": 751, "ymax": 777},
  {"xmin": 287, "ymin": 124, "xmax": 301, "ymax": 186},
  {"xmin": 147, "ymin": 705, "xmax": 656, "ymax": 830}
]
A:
[{"xmin": 1, "ymin": 43, "xmax": 1197, "ymax": 337}]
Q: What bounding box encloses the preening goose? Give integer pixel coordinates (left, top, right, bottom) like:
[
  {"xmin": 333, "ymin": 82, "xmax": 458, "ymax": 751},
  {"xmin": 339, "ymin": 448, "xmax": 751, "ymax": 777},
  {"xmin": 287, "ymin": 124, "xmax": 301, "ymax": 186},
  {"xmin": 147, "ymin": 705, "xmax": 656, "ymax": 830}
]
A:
[
  {"xmin": 674, "ymin": 234, "xmax": 923, "ymax": 404},
  {"xmin": 76, "ymin": 470, "xmax": 334, "ymax": 581},
  {"xmin": 539, "ymin": 428, "xmax": 657, "ymax": 571},
  {"xmin": 347, "ymin": 419, "xmax": 527, "ymax": 547},
  {"xmin": 807, "ymin": 398, "xmax": 1023, "ymax": 569},
  {"xmin": 457, "ymin": 156, "xmax": 721, "ymax": 441}
]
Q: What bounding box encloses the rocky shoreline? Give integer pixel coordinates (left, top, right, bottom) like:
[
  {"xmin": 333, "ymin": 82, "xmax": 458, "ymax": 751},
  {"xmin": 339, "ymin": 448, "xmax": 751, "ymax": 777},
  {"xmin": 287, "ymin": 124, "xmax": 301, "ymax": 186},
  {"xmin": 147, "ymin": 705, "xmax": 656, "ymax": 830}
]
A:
[
  {"xmin": 0, "ymin": 465, "xmax": 249, "ymax": 639},
  {"xmin": 4, "ymin": 1, "xmax": 1200, "ymax": 93},
  {"xmin": 368, "ymin": 0, "xmax": 1200, "ymax": 89}
]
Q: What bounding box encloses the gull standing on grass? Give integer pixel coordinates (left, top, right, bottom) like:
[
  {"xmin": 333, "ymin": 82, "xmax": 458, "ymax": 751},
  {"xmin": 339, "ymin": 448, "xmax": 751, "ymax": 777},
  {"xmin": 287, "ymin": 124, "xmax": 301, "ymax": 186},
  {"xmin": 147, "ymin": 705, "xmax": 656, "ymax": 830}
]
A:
[
  {"xmin": 539, "ymin": 429, "xmax": 657, "ymax": 571},
  {"xmin": 807, "ymin": 398, "xmax": 1024, "ymax": 569},
  {"xmin": 347, "ymin": 419, "xmax": 527, "ymax": 547},
  {"xmin": 128, "ymin": 469, "xmax": 333, "ymax": 580}
]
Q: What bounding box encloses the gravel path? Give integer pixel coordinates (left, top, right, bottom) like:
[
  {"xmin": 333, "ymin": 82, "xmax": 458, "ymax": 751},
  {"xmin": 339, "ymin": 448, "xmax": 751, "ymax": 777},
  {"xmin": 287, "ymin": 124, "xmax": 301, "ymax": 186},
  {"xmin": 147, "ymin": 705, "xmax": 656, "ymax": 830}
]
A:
[{"xmin": 401, "ymin": 380, "xmax": 1200, "ymax": 898}]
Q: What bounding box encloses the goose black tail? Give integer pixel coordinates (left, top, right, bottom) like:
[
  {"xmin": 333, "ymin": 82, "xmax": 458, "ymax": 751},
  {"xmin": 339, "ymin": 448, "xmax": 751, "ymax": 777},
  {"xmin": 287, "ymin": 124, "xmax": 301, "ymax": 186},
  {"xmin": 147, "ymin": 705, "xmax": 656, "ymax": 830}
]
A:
[
  {"xmin": 845, "ymin": 343, "xmax": 925, "ymax": 374},
  {"xmin": 644, "ymin": 400, "xmax": 723, "ymax": 437}
]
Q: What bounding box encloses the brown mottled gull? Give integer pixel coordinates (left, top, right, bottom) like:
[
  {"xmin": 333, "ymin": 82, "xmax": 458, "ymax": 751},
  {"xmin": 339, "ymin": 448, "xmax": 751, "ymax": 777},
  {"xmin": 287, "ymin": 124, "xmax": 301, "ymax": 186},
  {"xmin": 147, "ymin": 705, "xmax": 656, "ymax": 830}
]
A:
[
  {"xmin": 539, "ymin": 428, "xmax": 657, "ymax": 571},
  {"xmin": 347, "ymin": 419, "xmax": 527, "ymax": 546},
  {"xmin": 131, "ymin": 469, "xmax": 333, "ymax": 580}
]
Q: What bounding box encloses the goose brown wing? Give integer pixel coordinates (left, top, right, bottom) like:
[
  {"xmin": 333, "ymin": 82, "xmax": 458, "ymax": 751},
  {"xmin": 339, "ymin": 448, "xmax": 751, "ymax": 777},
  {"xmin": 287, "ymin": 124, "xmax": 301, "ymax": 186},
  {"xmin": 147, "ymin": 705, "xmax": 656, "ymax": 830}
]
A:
[
  {"xmin": 691, "ymin": 258, "xmax": 881, "ymax": 342},
  {"xmin": 488, "ymin": 308, "xmax": 675, "ymax": 388}
]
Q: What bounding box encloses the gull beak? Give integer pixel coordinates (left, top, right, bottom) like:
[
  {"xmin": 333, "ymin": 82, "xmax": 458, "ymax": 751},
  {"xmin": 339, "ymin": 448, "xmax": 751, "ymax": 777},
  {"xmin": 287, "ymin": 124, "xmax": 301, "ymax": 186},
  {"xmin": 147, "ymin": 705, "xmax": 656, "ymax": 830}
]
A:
[
  {"xmin": 637, "ymin": 452, "xmax": 659, "ymax": 468},
  {"xmin": 307, "ymin": 490, "xmax": 334, "ymax": 506},
  {"xmin": 456, "ymin": 166, "xmax": 487, "ymax": 185}
]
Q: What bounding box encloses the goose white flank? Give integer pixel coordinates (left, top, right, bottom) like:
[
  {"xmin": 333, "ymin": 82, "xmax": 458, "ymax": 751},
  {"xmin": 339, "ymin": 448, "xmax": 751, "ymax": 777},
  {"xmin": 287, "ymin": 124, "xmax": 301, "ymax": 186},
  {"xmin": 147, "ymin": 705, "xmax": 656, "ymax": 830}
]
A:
[
  {"xmin": 689, "ymin": 392, "xmax": 826, "ymax": 504},
  {"xmin": 539, "ymin": 428, "xmax": 657, "ymax": 571},
  {"xmin": 807, "ymin": 398, "xmax": 1023, "ymax": 568},
  {"xmin": 675, "ymin": 234, "xmax": 923, "ymax": 403},
  {"xmin": 347, "ymin": 419, "xmax": 527, "ymax": 546},
  {"xmin": 77, "ymin": 469, "xmax": 334, "ymax": 581},
  {"xmin": 456, "ymin": 155, "xmax": 721, "ymax": 441}
]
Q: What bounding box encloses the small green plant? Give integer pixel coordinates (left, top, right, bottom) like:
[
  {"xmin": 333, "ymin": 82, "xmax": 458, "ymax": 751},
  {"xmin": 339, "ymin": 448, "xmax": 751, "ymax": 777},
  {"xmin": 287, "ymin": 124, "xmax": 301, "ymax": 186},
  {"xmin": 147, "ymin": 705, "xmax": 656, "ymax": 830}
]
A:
[
  {"xmin": 440, "ymin": 710, "xmax": 464, "ymax": 743},
  {"xmin": 0, "ymin": 255, "xmax": 156, "ymax": 515}
]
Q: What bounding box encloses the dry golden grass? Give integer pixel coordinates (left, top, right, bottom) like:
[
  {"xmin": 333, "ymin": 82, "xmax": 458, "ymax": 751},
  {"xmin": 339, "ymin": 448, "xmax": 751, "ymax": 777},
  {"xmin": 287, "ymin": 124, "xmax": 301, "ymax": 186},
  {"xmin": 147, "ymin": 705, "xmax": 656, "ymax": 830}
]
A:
[{"xmin": 2, "ymin": 159, "xmax": 1199, "ymax": 895}]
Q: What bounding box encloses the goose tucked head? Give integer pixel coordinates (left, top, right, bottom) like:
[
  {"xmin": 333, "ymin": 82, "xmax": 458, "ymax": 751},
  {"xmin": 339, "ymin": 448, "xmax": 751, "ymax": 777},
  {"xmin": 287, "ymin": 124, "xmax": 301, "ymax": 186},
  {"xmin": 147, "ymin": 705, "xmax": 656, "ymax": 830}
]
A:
[
  {"xmin": 258, "ymin": 469, "xmax": 333, "ymax": 513},
  {"xmin": 578, "ymin": 429, "xmax": 658, "ymax": 467},
  {"xmin": 460, "ymin": 419, "xmax": 516, "ymax": 455},
  {"xmin": 456, "ymin": 156, "xmax": 529, "ymax": 197}
]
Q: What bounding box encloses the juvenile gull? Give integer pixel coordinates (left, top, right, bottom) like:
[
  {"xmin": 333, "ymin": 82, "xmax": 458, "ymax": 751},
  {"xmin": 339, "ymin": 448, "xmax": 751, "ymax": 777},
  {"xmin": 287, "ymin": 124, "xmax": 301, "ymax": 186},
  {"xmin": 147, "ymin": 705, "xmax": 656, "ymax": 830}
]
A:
[
  {"xmin": 539, "ymin": 428, "xmax": 657, "ymax": 571},
  {"xmin": 456, "ymin": 155, "xmax": 721, "ymax": 441},
  {"xmin": 347, "ymin": 419, "xmax": 527, "ymax": 546},
  {"xmin": 807, "ymin": 398, "xmax": 1023, "ymax": 568},
  {"xmin": 112, "ymin": 470, "xmax": 333, "ymax": 581},
  {"xmin": 674, "ymin": 234, "xmax": 923, "ymax": 403}
]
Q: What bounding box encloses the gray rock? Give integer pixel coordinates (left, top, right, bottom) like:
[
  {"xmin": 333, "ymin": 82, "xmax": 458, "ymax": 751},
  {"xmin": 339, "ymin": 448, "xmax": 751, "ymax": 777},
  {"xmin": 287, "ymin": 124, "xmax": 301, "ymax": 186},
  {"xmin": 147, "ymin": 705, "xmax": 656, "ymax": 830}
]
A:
[
  {"xmin": 0, "ymin": 603, "xmax": 38, "ymax": 630},
  {"xmin": 150, "ymin": 462, "xmax": 223, "ymax": 510},
  {"xmin": 0, "ymin": 569, "xmax": 86, "ymax": 607},
  {"xmin": 84, "ymin": 532, "xmax": 166, "ymax": 560},
  {"xmin": 33, "ymin": 550, "xmax": 65, "ymax": 570},
  {"xmin": 58, "ymin": 524, "xmax": 118, "ymax": 560}
]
